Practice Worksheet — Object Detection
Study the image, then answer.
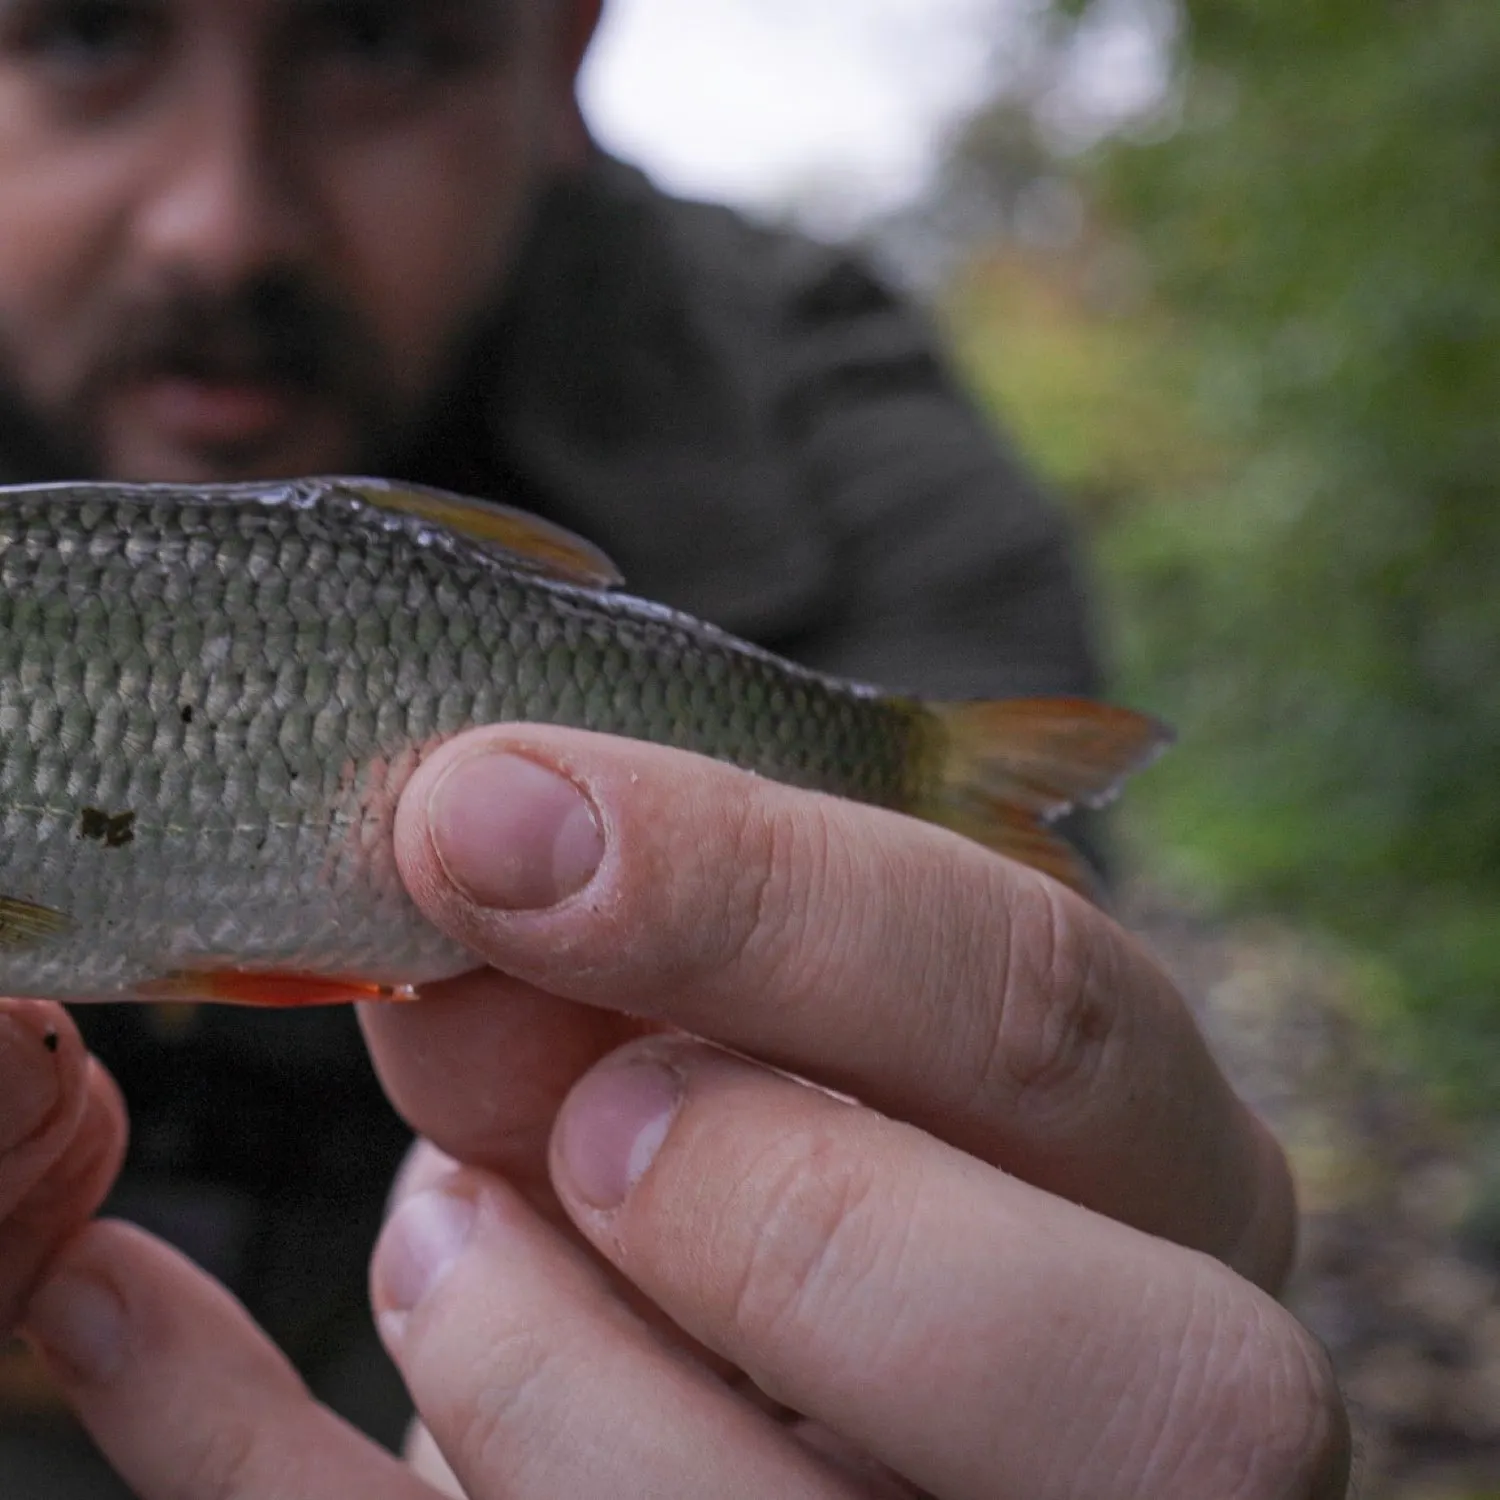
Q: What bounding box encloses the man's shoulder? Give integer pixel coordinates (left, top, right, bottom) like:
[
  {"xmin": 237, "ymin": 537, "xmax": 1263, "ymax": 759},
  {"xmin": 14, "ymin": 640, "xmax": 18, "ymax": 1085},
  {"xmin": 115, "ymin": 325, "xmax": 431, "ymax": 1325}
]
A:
[
  {"xmin": 561, "ymin": 154, "xmax": 919, "ymax": 337},
  {"xmin": 481, "ymin": 155, "xmax": 1094, "ymax": 702},
  {"xmin": 486, "ymin": 155, "xmax": 865, "ymax": 635}
]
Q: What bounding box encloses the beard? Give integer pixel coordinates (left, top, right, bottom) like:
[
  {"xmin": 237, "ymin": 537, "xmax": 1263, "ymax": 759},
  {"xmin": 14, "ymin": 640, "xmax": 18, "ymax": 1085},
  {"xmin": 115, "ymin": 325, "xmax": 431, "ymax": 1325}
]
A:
[{"xmin": 0, "ymin": 270, "xmax": 503, "ymax": 487}]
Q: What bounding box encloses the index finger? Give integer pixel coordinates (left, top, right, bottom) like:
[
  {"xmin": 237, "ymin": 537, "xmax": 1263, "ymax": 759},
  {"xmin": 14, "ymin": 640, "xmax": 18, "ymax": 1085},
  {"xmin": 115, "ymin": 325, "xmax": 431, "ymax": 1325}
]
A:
[{"xmin": 384, "ymin": 727, "xmax": 1294, "ymax": 1288}]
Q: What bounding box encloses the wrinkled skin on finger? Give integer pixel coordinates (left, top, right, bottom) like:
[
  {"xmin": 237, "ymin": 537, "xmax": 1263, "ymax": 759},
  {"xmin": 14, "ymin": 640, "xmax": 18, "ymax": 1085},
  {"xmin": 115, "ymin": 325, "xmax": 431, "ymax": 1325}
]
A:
[
  {"xmin": 350, "ymin": 727, "xmax": 1342, "ymax": 1498},
  {"xmin": 366, "ymin": 726, "xmax": 1296, "ymax": 1289},
  {"xmin": 546, "ymin": 1040, "xmax": 1352, "ymax": 1500},
  {"xmin": 362, "ymin": 1037, "xmax": 1349, "ymax": 1500},
  {"xmin": 358, "ymin": 726, "xmax": 1295, "ymax": 1448}
]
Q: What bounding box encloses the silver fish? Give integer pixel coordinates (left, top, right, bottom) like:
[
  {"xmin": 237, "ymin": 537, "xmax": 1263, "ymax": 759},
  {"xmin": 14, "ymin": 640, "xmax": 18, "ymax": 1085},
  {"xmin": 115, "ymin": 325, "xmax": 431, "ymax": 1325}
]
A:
[{"xmin": 0, "ymin": 476, "xmax": 1168, "ymax": 1006}]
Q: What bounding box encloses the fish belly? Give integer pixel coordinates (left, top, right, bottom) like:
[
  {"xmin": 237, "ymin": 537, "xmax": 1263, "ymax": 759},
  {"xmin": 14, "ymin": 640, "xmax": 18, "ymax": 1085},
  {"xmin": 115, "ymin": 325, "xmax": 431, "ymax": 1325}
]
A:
[{"xmin": 0, "ymin": 749, "xmax": 475, "ymax": 1002}]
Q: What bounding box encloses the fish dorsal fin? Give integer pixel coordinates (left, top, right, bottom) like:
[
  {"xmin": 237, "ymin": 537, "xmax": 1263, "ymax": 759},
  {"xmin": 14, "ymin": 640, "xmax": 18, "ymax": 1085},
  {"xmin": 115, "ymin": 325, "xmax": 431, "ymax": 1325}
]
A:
[{"xmin": 332, "ymin": 478, "xmax": 624, "ymax": 589}]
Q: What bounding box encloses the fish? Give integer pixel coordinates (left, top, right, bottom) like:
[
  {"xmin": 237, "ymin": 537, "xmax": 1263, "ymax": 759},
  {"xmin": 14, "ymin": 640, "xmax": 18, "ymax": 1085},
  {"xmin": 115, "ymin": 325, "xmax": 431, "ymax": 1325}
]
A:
[{"xmin": 0, "ymin": 476, "xmax": 1170, "ymax": 1007}]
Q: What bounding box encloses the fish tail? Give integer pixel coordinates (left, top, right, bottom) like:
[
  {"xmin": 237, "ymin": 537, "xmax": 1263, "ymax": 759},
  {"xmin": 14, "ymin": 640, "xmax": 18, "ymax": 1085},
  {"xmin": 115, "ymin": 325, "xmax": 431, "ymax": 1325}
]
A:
[{"xmin": 909, "ymin": 697, "xmax": 1173, "ymax": 901}]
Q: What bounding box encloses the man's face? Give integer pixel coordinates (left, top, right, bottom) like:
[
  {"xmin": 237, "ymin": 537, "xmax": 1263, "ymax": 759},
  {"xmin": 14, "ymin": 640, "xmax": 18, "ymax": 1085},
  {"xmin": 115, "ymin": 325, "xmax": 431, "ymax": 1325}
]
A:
[{"xmin": 0, "ymin": 0, "xmax": 593, "ymax": 482}]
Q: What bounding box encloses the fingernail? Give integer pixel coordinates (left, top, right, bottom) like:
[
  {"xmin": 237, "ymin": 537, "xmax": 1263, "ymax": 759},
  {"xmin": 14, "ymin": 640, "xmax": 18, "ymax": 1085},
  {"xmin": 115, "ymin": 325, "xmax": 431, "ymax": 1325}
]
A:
[
  {"xmin": 0, "ymin": 1012, "xmax": 62, "ymax": 1151},
  {"xmin": 556, "ymin": 1056, "xmax": 684, "ymax": 1211},
  {"xmin": 373, "ymin": 1188, "xmax": 477, "ymax": 1346},
  {"xmin": 24, "ymin": 1271, "xmax": 127, "ymax": 1385},
  {"xmin": 428, "ymin": 752, "xmax": 604, "ymax": 910}
]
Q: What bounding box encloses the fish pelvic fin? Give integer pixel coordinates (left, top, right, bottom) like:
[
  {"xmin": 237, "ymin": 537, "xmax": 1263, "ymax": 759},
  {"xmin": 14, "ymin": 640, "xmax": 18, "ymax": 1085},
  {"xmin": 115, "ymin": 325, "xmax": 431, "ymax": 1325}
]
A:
[{"xmin": 912, "ymin": 697, "xmax": 1173, "ymax": 902}]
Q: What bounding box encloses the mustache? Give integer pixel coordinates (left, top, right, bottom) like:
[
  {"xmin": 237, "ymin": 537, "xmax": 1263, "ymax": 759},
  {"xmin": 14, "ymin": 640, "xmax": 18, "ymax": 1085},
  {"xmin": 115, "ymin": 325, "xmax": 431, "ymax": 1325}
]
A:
[{"xmin": 97, "ymin": 275, "xmax": 371, "ymax": 389}]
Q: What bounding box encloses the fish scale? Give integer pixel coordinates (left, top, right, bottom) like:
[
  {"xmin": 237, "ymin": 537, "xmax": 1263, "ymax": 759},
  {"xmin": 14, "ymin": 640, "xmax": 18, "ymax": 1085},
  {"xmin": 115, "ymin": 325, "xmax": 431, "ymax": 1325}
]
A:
[{"xmin": 0, "ymin": 477, "xmax": 970, "ymax": 1004}]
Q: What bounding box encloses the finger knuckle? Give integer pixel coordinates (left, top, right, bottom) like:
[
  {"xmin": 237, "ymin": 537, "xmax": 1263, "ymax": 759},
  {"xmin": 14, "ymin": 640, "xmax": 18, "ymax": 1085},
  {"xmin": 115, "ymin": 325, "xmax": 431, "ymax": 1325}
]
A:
[
  {"xmin": 169, "ymin": 1407, "xmax": 270, "ymax": 1500},
  {"xmin": 966, "ymin": 878, "xmax": 1116, "ymax": 1117},
  {"xmin": 449, "ymin": 1330, "xmax": 545, "ymax": 1454},
  {"xmin": 442, "ymin": 1321, "xmax": 582, "ymax": 1489},
  {"xmin": 706, "ymin": 792, "xmax": 838, "ymax": 998},
  {"xmin": 722, "ymin": 1125, "xmax": 889, "ymax": 1372}
]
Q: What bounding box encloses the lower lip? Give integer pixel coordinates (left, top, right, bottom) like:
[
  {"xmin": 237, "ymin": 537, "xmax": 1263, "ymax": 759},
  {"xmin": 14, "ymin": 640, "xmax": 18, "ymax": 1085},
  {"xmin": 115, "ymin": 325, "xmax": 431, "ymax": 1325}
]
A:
[{"xmin": 130, "ymin": 376, "xmax": 303, "ymax": 448}]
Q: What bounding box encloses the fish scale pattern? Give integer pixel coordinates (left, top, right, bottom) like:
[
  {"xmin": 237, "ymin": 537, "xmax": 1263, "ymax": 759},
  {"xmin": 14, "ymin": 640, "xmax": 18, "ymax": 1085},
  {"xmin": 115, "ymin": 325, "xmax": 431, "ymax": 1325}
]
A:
[{"xmin": 0, "ymin": 481, "xmax": 933, "ymax": 1001}]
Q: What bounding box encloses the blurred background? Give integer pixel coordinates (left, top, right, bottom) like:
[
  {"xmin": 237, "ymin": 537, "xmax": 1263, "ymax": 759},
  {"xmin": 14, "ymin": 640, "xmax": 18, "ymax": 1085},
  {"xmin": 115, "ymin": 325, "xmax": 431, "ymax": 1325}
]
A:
[{"xmin": 587, "ymin": 3, "xmax": 1500, "ymax": 1496}]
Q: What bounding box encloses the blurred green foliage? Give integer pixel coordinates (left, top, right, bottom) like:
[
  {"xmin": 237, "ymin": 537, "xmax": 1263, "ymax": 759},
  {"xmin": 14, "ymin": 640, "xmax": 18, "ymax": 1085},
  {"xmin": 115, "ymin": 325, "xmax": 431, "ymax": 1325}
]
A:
[{"xmin": 940, "ymin": 0, "xmax": 1500, "ymax": 1111}]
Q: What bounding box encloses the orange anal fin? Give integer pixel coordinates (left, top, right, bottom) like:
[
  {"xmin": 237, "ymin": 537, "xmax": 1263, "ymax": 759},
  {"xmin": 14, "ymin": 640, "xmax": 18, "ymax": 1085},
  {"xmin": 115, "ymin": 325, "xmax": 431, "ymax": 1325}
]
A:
[{"xmin": 137, "ymin": 970, "xmax": 421, "ymax": 1009}]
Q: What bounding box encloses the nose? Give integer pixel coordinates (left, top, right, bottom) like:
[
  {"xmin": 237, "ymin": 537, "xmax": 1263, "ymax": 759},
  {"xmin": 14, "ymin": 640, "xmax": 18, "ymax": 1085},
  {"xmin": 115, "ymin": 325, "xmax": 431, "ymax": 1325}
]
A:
[{"xmin": 134, "ymin": 70, "xmax": 315, "ymax": 289}]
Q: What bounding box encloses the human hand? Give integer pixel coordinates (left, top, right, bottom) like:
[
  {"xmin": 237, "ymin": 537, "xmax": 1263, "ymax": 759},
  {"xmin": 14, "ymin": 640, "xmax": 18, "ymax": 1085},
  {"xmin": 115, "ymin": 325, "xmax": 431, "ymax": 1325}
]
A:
[
  {"xmin": 20, "ymin": 727, "xmax": 1351, "ymax": 1498},
  {"xmin": 0, "ymin": 999, "xmax": 124, "ymax": 1336}
]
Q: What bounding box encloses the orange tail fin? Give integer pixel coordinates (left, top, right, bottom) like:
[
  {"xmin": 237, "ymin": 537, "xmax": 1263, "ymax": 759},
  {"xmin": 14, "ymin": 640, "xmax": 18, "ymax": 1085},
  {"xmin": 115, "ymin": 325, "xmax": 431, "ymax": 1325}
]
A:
[{"xmin": 915, "ymin": 697, "xmax": 1172, "ymax": 901}]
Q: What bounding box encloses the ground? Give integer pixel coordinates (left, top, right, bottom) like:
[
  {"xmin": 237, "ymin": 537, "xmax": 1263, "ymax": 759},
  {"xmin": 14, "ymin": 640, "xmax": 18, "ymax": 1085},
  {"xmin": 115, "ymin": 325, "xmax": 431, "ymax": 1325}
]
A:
[{"xmin": 1126, "ymin": 883, "xmax": 1500, "ymax": 1500}]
